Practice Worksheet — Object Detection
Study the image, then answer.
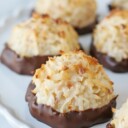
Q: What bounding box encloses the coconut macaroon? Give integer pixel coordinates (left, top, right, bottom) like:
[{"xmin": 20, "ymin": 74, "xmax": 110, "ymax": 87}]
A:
[
  {"xmin": 34, "ymin": 0, "xmax": 97, "ymax": 35},
  {"xmin": 1, "ymin": 14, "xmax": 80, "ymax": 75},
  {"xmin": 8, "ymin": 15, "xmax": 79, "ymax": 57},
  {"xmin": 107, "ymin": 99, "xmax": 128, "ymax": 128},
  {"xmin": 26, "ymin": 51, "xmax": 117, "ymax": 128},
  {"xmin": 109, "ymin": 0, "xmax": 128, "ymax": 10},
  {"xmin": 91, "ymin": 10, "xmax": 128, "ymax": 73}
]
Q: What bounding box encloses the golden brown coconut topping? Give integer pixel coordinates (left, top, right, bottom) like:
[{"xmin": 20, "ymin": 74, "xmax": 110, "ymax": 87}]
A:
[
  {"xmin": 32, "ymin": 51, "xmax": 116, "ymax": 113},
  {"xmin": 8, "ymin": 14, "xmax": 80, "ymax": 57},
  {"xmin": 35, "ymin": 0, "xmax": 97, "ymax": 28},
  {"xmin": 94, "ymin": 10, "xmax": 128, "ymax": 62}
]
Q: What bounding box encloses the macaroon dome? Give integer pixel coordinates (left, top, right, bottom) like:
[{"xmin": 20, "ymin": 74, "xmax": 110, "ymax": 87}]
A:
[
  {"xmin": 107, "ymin": 99, "xmax": 128, "ymax": 128},
  {"xmin": 34, "ymin": 0, "xmax": 97, "ymax": 29},
  {"xmin": 93, "ymin": 10, "xmax": 128, "ymax": 62},
  {"xmin": 8, "ymin": 14, "xmax": 80, "ymax": 57},
  {"xmin": 111, "ymin": 0, "xmax": 128, "ymax": 10},
  {"xmin": 32, "ymin": 51, "xmax": 116, "ymax": 113}
]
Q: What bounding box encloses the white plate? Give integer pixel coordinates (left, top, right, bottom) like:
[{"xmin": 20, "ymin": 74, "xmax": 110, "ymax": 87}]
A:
[{"xmin": 0, "ymin": 0, "xmax": 128, "ymax": 128}]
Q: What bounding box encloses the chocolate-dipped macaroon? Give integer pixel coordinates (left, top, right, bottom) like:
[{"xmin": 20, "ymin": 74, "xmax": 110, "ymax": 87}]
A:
[
  {"xmin": 26, "ymin": 50, "xmax": 117, "ymax": 128},
  {"xmin": 90, "ymin": 10, "xmax": 128, "ymax": 73},
  {"xmin": 107, "ymin": 98, "xmax": 128, "ymax": 128},
  {"xmin": 109, "ymin": 0, "xmax": 128, "ymax": 10},
  {"xmin": 1, "ymin": 14, "xmax": 80, "ymax": 75},
  {"xmin": 33, "ymin": 0, "xmax": 97, "ymax": 35}
]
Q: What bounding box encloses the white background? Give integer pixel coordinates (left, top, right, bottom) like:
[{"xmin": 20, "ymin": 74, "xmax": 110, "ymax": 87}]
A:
[{"xmin": 0, "ymin": 0, "xmax": 35, "ymax": 18}]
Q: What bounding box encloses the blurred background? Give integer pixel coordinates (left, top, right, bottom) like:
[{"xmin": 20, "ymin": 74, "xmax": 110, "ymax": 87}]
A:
[
  {"xmin": 0, "ymin": 0, "xmax": 35, "ymax": 18},
  {"xmin": 0, "ymin": 0, "xmax": 111, "ymax": 19}
]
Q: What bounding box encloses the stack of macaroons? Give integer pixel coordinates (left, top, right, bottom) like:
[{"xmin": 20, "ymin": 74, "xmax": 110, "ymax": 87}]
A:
[
  {"xmin": 26, "ymin": 50, "xmax": 117, "ymax": 128},
  {"xmin": 91, "ymin": 10, "xmax": 128, "ymax": 73},
  {"xmin": 33, "ymin": 0, "xmax": 97, "ymax": 35},
  {"xmin": 107, "ymin": 99, "xmax": 128, "ymax": 128},
  {"xmin": 1, "ymin": 14, "xmax": 80, "ymax": 75},
  {"xmin": 109, "ymin": 0, "xmax": 128, "ymax": 10}
]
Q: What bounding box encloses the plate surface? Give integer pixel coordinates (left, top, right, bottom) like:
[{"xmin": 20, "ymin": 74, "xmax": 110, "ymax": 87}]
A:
[{"xmin": 0, "ymin": 0, "xmax": 128, "ymax": 127}]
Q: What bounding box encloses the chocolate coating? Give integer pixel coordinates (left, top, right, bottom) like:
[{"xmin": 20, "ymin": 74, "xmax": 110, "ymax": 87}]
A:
[
  {"xmin": 26, "ymin": 82, "xmax": 117, "ymax": 128},
  {"xmin": 106, "ymin": 123, "xmax": 114, "ymax": 128},
  {"xmin": 74, "ymin": 19, "xmax": 97, "ymax": 35},
  {"xmin": 1, "ymin": 45, "xmax": 52, "ymax": 75},
  {"xmin": 108, "ymin": 5, "xmax": 124, "ymax": 11},
  {"xmin": 90, "ymin": 44, "xmax": 128, "ymax": 73},
  {"xmin": 108, "ymin": 5, "xmax": 116, "ymax": 11},
  {"xmin": 1, "ymin": 44, "xmax": 84, "ymax": 75}
]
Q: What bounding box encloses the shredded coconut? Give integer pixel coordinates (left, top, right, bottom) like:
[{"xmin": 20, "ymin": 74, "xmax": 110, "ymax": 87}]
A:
[
  {"xmin": 35, "ymin": 0, "xmax": 97, "ymax": 28},
  {"xmin": 112, "ymin": 0, "xmax": 128, "ymax": 10},
  {"xmin": 8, "ymin": 14, "xmax": 80, "ymax": 57},
  {"xmin": 110, "ymin": 98, "xmax": 128, "ymax": 128},
  {"xmin": 32, "ymin": 51, "xmax": 115, "ymax": 113},
  {"xmin": 94, "ymin": 10, "xmax": 128, "ymax": 62}
]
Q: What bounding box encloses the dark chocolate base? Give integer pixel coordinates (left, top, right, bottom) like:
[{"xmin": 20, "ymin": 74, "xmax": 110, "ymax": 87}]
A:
[
  {"xmin": 32, "ymin": 10, "xmax": 97, "ymax": 35},
  {"xmin": 0, "ymin": 45, "xmax": 51, "ymax": 75},
  {"xmin": 26, "ymin": 82, "xmax": 117, "ymax": 128},
  {"xmin": 108, "ymin": 5, "xmax": 116, "ymax": 11},
  {"xmin": 74, "ymin": 20, "xmax": 97, "ymax": 35},
  {"xmin": 108, "ymin": 4, "xmax": 123, "ymax": 11},
  {"xmin": 90, "ymin": 44, "xmax": 128, "ymax": 73},
  {"xmin": 1, "ymin": 44, "xmax": 84, "ymax": 75},
  {"xmin": 106, "ymin": 123, "xmax": 114, "ymax": 128}
]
